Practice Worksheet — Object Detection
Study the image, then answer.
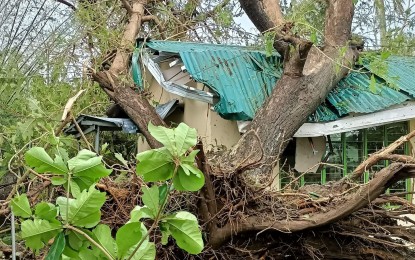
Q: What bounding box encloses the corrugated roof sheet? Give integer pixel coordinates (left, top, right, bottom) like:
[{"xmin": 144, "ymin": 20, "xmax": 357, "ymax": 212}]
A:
[
  {"xmin": 139, "ymin": 40, "xmax": 415, "ymax": 122},
  {"xmin": 365, "ymin": 56, "xmax": 415, "ymax": 97},
  {"xmin": 144, "ymin": 40, "xmax": 282, "ymax": 120},
  {"xmin": 145, "ymin": 40, "xmax": 279, "ymax": 56},
  {"xmin": 309, "ymin": 56, "xmax": 415, "ymax": 122}
]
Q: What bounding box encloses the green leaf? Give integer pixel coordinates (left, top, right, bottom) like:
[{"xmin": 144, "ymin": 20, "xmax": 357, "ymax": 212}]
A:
[
  {"xmin": 147, "ymin": 122, "xmax": 197, "ymax": 156},
  {"xmin": 79, "ymin": 247, "xmax": 97, "ymax": 260},
  {"xmin": 148, "ymin": 122, "xmax": 176, "ymax": 152},
  {"xmin": 369, "ymin": 74, "xmax": 377, "ymax": 93},
  {"xmin": 45, "ymin": 232, "xmax": 65, "ymax": 260},
  {"xmin": 115, "ymin": 153, "xmax": 128, "ymax": 167},
  {"xmin": 159, "ymin": 184, "xmax": 168, "ymax": 204},
  {"xmin": 159, "ymin": 223, "xmax": 171, "ymax": 245},
  {"xmin": 128, "ymin": 241, "xmax": 156, "ymax": 260},
  {"xmin": 130, "ymin": 206, "xmax": 154, "ymax": 222},
  {"xmin": 34, "ymin": 202, "xmax": 58, "ymax": 221},
  {"xmin": 72, "ymin": 176, "xmax": 96, "ymax": 191},
  {"xmin": 21, "ymin": 219, "xmax": 62, "ymax": 251},
  {"xmin": 70, "ymin": 180, "xmax": 81, "ymax": 198},
  {"xmin": 92, "ymin": 224, "xmax": 117, "ymax": 258},
  {"xmin": 25, "ymin": 147, "xmax": 68, "ymax": 174},
  {"xmin": 68, "ymin": 150, "xmax": 111, "ymax": 180},
  {"xmin": 174, "ymin": 123, "xmax": 197, "ymax": 155},
  {"xmin": 67, "ymin": 230, "xmax": 88, "ymax": 251},
  {"xmin": 57, "ymin": 185, "xmax": 106, "ymax": 228},
  {"xmin": 116, "ymin": 222, "xmax": 145, "ymax": 259},
  {"xmin": 173, "ymin": 166, "xmax": 205, "ymax": 191},
  {"xmin": 141, "ymin": 186, "xmax": 160, "ymax": 218},
  {"xmin": 136, "ymin": 149, "xmax": 175, "ymax": 182},
  {"xmin": 310, "ymin": 31, "xmax": 317, "ymax": 44},
  {"xmin": 11, "ymin": 194, "xmax": 32, "ymax": 218},
  {"xmin": 162, "ymin": 211, "xmax": 203, "ymax": 254},
  {"xmin": 180, "ymin": 150, "xmax": 199, "ymax": 164},
  {"xmin": 380, "ymin": 51, "xmax": 391, "ymax": 60},
  {"xmin": 51, "ymin": 176, "xmax": 67, "ymax": 186}
]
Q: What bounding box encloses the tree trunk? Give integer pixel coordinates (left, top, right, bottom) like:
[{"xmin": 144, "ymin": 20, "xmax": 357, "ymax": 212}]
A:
[{"xmin": 222, "ymin": 0, "xmax": 356, "ymax": 176}]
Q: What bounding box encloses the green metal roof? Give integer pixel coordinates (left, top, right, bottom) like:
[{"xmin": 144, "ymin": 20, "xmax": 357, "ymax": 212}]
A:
[
  {"xmin": 309, "ymin": 56, "xmax": 415, "ymax": 122},
  {"xmin": 140, "ymin": 40, "xmax": 282, "ymax": 120},
  {"xmin": 134, "ymin": 40, "xmax": 415, "ymax": 122}
]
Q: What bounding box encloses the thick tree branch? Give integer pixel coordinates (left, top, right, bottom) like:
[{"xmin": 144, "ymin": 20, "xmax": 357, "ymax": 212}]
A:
[
  {"xmin": 92, "ymin": 71, "xmax": 165, "ymax": 148},
  {"xmin": 110, "ymin": 1, "xmax": 147, "ymax": 75},
  {"xmin": 238, "ymin": 0, "xmax": 284, "ymax": 33},
  {"xmin": 239, "ymin": 0, "xmax": 289, "ymax": 56},
  {"xmin": 142, "ymin": 15, "xmax": 166, "ymax": 39},
  {"xmin": 349, "ymin": 128, "xmax": 415, "ymax": 180},
  {"xmin": 324, "ymin": 0, "xmax": 355, "ymax": 47},
  {"xmin": 120, "ymin": 0, "xmax": 133, "ymax": 14}
]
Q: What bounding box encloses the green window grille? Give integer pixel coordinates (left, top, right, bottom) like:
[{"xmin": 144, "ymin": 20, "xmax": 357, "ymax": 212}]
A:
[{"xmin": 293, "ymin": 122, "xmax": 412, "ymax": 200}]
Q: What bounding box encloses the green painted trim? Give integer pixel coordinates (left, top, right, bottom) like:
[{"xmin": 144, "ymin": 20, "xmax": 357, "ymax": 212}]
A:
[
  {"xmin": 363, "ymin": 129, "xmax": 369, "ymax": 183},
  {"xmin": 342, "ymin": 133, "xmax": 347, "ymax": 176}
]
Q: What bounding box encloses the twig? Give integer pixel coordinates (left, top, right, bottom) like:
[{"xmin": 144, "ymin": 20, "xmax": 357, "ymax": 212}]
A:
[
  {"xmin": 127, "ymin": 166, "xmax": 178, "ymax": 260},
  {"xmin": 27, "ymin": 169, "xmax": 51, "ymax": 182},
  {"xmin": 349, "ymin": 128, "xmax": 415, "ymax": 180},
  {"xmin": 65, "ymin": 225, "xmax": 115, "ymax": 260},
  {"xmin": 71, "ymin": 113, "xmax": 95, "ymax": 152}
]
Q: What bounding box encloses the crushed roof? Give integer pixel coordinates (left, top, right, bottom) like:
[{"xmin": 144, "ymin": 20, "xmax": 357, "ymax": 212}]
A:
[{"xmin": 136, "ymin": 40, "xmax": 415, "ymax": 122}]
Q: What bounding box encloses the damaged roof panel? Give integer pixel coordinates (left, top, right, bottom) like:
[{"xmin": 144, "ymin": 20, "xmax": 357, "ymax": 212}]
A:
[
  {"xmin": 138, "ymin": 40, "xmax": 415, "ymax": 123},
  {"xmin": 142, "ymin": 40, "xmax": 282, "ymax": 120},
  {"xmin": 365, "ymin": 56, "xmax": 415, "ymax": 97},
  {"xmin": 180, "ymin": 50, "xmax": 281, "ymax": 120},
  {"xmin": 145, "ymin": 40, "xmax": 278, "ymax": 55},
  {"xmin": 326, "ymin": 72, "xmax": 409, "ymax": 115}
]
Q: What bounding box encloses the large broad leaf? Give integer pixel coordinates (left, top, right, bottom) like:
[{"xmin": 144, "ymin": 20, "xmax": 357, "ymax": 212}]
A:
[
  {"xmin": 127, "ymin": 241, "xmax": 156, "ymax": 260},
  {"xmin": 130, "ymin": 206, "xmax": 154, "ymax": 222},
  {"xmin": 45, "ymin": 231, "xmax": 65, "ymax": 260},
  {"xmin": 34, "ymin": 202, "xmax": 58, "ymax": 221},
  {"xmin": 10, "ymin": 194, "xmax": 31, "ymax": 218},
  {"xmin": 57, "ymin": 185, "xmax": 106, "ymax": 228},
  {"xmin": 136, "ymin": 149, "xmax": 175, "ymax": 182},
  {"xmin": 79, "ymin": 247, "xmax": 98, "ymax": 260},
  {"xmin": 72, "ymin": 176, "xmax": 96, "ymax": 191},
  {"xmin": 21, "ymin": 219, "xmax": 62, "ymax": 251},
  {"xmin": 162, "ymin": 212, "xmax": 203, "ymax": 254},
  {"xmin": 147, "ymin": 122, "xmax": 197, "ymax": 156},
  {"xmin": 148, "ymin": 122, "xmax": 176, "ymax": 152},
  {"xmin": 116, "ymin": 222, "xmax": 146, "ymax": 259},
  {"xmin": 92, "ymin": 224, "xmax": 117, "ymax": 259},
  {"xmin": 67, "ymin": 230, "xmax": 89, "ymax": 251},
  {"xmin": 141, "ymin": 186, "xmax": 160, "ymax": 218},
  {"xmin": 115, "ymin": 153, "xmax": 128, "ymax": 167},
  {"xmin": 25, "ymin": 147, "xmax": 68, "ymax": 174},
  {"xmin": 180, "ymin": 150, "xmax": 199, "ymax": 164},
  {"xmin": 174, "ymin": 123, "xmax": 197, "ymax": 155},
  {"xmin": 173, "ymin": 166, "xmax": 204, "ymax": 192},
  {"xmin": 68, "ymin": 150, "xmax": 111, "ymax": 179}
]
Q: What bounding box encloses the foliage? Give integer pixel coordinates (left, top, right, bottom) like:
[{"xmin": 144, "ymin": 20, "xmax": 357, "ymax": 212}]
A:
[{"xmin": 11, "ymin": 123, "xmax": 204, "ymax": 259}]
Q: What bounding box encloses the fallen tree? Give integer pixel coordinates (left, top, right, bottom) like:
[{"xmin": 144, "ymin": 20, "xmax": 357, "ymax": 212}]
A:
[
  {"xmin": 86, "ymin": 0, "xmax": 415, "ymax": 258},
  {"xmin": 3, "ymin": 0, "xmax": 415, "ymax": 259}
]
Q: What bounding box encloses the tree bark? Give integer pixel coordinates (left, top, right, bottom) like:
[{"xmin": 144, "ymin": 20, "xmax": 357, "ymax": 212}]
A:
[
  {"xmin": 375, "ymin": 0, "xmax": 387, "ymax": 47},
  {"xmin": 224, "ymin": 0, "xmax": 356, "ymax": 176}
]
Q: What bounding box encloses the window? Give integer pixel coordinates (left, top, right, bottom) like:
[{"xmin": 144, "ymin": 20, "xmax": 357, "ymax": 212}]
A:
[{"xmin": 295, "ymin": 122, "xmax": 412, "ymax": 200}]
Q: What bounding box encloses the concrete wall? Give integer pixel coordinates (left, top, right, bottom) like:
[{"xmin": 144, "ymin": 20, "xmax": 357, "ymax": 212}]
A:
[{"xmin": 138, "ymin": 61, "xmax": 241, "ymax": 153}]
